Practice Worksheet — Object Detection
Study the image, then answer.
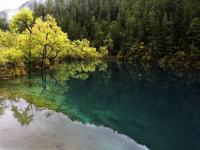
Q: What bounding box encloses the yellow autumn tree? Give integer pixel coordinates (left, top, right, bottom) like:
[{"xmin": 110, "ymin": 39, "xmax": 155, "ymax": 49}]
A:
[
  {"xmin": 9, "ymin": 9, "xmax": 33, "ymax": 33},
  {"xmin": 1, "ymin": 9, "xmax": 106, "ymax": 69},
  {"xmin": 17, "ymin": 15, "xmax": 71, "ymax": 68},
  {"xmin": 0, "ymin": 30, "xmax": 22, "ymax": 66},
  {"xmin": 31, "ymin": 15, "xmax": 71, "ymax": 68}
]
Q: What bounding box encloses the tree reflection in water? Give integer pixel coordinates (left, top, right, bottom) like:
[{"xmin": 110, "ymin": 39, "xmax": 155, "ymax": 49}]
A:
[
  {"xmin": 11, "ymin": 103, "xmax": 34, "ymax": 126},
  {"xmin": 0, "ymin": 101, "xmax": 5, "ymax": 116},
  {"xmin": 0, "ymin": 61, "xmax": 200, "ymax": 150}
]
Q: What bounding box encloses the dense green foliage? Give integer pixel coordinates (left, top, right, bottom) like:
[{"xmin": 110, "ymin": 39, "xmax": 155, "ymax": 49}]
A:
[
  {"xmin": 34, "ymin": 0, "xmax": 200, "ymax": 64},
  {"xmin": 0, "ymin": 9, "xmax": 106, "ymax": 73},
  {"xmin": 0, "ymin": 18, "xmax": 8, "ymax": 30}
]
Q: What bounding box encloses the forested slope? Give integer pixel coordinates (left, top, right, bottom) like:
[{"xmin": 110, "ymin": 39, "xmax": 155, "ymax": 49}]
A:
[{"xmin": 34, "ymin": 0, "xmax": 200, "ymax": 64}]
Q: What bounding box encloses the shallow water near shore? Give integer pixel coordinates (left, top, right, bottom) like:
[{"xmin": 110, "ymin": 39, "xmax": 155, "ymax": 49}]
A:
[{"xmin": 0, "ymin": 62, "xmax": 200, "ymax": 150}]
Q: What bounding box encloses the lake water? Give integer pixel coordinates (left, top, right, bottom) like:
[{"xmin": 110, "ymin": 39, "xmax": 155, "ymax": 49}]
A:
[{"xmin": 0, "ymin": 61, "xmax": 200, "ymax": 150}]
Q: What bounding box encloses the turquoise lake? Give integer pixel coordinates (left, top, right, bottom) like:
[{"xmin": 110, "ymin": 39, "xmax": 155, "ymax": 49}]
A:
[{"xmin": 0, "ymin": 62, "xmax": 200, "ymax": 150}]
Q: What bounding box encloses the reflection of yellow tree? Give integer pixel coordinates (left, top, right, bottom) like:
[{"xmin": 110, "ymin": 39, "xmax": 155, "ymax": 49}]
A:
[
  {"xmin": 0, "ymin": 61, "xmax": 108, "ymax": 118},
  {"xmin": 0, "ymin": 105, "xmax": 4, "ymax": 116},
  {"xmin": 0, "ymin": 100, "xmax": 6, "ymax": 116},
  {"xmin": 11, "ymin": 103, "xmax": 33, "ymax": 126},
  {"xmin": 34, "ymin": 61, "xmax": 108, "ymax": 103},
  {"xmin": 54, "ymin": 61, "xmax": 108, "ymax": 82}
]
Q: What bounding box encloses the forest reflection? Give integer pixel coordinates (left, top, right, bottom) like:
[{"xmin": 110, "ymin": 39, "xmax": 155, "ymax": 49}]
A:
[{"xmin": 0, "ymin": 61, "xmax": 200, "ymax": 150}]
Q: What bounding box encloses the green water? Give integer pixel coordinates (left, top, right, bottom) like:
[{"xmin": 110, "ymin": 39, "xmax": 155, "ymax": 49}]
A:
[{"xmin": 0, "ymin": 62, "xmax": 200, "ymax": 150}]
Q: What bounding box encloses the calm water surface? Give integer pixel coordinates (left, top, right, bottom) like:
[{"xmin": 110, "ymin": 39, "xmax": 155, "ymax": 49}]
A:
[{"xmin": 0, "ymin": 62, "xmax": 200, "ymax": 150}]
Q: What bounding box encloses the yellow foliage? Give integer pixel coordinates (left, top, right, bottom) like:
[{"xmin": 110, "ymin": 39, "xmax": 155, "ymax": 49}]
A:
[
  {"xmin": 99, "ymin": 46, "xmax": 109, "ymax": 56},
  {"xmin": 0, "ymin": 48, "xmax": 23, "ymax": 65},
  {"xmin": 0, "ymin": 10, "xmax": 107, "ymax": 68},
  {"xmin": 10, "ymin": 9, "xmax": 33, "ymax": 33},
  {"xmin": 0, "ymin": 30, "xmax": 17, "ymax": 48},
  {"xmin": 67, "ymin": 39, "xmax": 102, "ymax": 59}
]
